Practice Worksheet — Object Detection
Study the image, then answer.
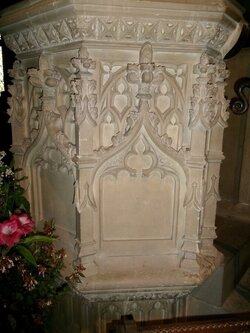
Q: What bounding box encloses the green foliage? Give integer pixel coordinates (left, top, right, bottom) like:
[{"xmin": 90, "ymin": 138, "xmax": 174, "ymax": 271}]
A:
[
  {"xmin": 15, "ymin": 244, "xmax": 37, "ymax": 266},
  {"xmin": 0, "ymin": 152, "xmax": 85, "ymax": 332},
  {"xmin": 0, "ymin": 152, "xmax": 30, "ymax": 221}
]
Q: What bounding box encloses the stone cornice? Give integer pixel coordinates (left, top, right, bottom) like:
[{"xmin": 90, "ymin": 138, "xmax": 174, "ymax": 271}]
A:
[
  {"xmin": 72, "ymin": 284, "xmax": 195, "ymax": 302},
  {"xmin": 0, "ymin": 0, "xmax": 244, "ymax": 56}
]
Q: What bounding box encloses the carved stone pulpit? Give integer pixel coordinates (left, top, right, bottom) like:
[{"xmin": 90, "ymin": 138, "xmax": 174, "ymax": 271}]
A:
[{"xmin": 0, "ymin": 0, "xmax": 244, "ymax": 330}]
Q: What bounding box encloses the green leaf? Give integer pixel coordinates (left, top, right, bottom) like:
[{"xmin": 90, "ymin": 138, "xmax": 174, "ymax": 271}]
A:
[
  {"xmin": 1, "ymin": 246, "xmax": 11, "ymax": 256},
  {"xmin": 15, "ymin": 245, "xmax": 37, "ymax": 266},
  {"xmin": 21, "ymin": 235, "xmax": 56, "ymax": 245}
]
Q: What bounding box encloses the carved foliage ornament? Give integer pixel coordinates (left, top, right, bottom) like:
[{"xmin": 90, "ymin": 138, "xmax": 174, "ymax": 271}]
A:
[
  {"xmin": 189, "ymin": 51, "xmax": 230, "ymax": 129},
  {"xmin": 28, "ymin": 52, "xmax": 76, "ymax": 171},
  {"xmin": 70, "ymin": 45, "xmax": 97, "ymax": 126},
  {"xmin": 127, "ymin": 42, "xmax": 165, "ymax": 100},
  {"xmin": 7, "ymin": 60, "xmax": 44, "ymax": 156},
  {"xmin": 125, "ymin": 42, "xmax": 184, "ymax": 153},
  {"xmin": 7, "ymin": 60, "xmax": 26, "ymax": 126}
]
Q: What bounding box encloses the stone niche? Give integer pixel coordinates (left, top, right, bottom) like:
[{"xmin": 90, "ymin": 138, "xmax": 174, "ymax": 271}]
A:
[{"xmin": 0, "ymin": 0, "xmax": 244, "ymax": 331}]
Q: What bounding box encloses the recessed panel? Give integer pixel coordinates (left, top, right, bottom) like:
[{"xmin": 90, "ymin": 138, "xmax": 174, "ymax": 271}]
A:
[{"xmin": 101, "ymin": 171, "xmax": 176, "ymax": 241}]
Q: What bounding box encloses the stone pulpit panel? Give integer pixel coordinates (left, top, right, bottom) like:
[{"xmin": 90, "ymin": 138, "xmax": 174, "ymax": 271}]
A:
[{"xmin": 0, "ymin": 0, "xmax": 244, "ymax": 328}]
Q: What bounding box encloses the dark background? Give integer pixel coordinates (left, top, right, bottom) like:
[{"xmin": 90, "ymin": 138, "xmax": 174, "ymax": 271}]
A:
[
  {"xmin": 0, "ymin": 1, "xmax": 25, "ymax": 159},
  {"xmin": 0, "ymin": 39, "xmax": 15, "ymax": 160},
  {"xmin": 0, "ymin": 0, "xmax": 249, "ymax": 160}
]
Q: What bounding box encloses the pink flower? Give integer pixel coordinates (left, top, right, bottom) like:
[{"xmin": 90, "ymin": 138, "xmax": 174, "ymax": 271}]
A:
[
  {"xmin": 0, "ymin": 220, "xmax": 22, "ymax": 247},
  {"xmin": 10, "ymin": 213, "xmax": 34, "ymax": 235},
  {"xmin": 37, "ymin": 265, "xmax": 46, "ymax": 277}
]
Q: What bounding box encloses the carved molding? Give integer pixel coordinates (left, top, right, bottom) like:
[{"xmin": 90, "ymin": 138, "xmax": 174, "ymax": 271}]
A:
[
  {"xmin": 3, "ymin": 16, "xmax": 235, "ymax": 55},
  {"xmin": 79, "ymin": 287, "xmax": 192, "ymax": 303}
]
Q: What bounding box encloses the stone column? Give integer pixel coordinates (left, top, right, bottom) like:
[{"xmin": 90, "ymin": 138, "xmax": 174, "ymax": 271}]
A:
[{"xmin": 182, "ymin": 50, "xmax": 230, "ymax": 272}]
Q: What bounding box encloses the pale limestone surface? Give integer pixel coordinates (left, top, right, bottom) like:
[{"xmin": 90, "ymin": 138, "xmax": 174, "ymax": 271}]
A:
[
  {"xmin": 0, "ymin": 0, "xmax": 245, "ymax": 328},
  {"xmin": 218, "ymin": 48, "xmax": 250, "ymax": 222}
]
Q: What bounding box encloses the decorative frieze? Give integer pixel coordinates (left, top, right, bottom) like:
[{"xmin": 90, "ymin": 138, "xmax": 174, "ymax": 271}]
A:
[{"xmin": 3, "ymin": 16, "xmax": 234, "ymax": 55}]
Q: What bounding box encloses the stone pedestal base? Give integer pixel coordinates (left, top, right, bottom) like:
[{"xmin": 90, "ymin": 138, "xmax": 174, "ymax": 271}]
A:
[
  {"xmin": 52, "ymin": 284, "xmax": 194, "ymax": 333},
  {"xmin": 81, "ymin": 255, "xmax": 199, "ymax": 290}
]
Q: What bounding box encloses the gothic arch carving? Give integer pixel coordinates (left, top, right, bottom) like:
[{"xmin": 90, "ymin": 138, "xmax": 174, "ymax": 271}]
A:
[
  {"xmin": 92, "ymin": 127, "xmax": 187, "ymax": 256},
  {"xmin": 96, "ymin": 43, "xmax": 187, "ymax": 158}
]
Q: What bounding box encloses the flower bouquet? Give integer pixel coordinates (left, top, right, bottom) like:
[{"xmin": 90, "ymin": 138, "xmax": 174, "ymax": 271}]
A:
[{"xmin": 0, "ymin": 151, "xmax": 84, "ymax": 332}]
